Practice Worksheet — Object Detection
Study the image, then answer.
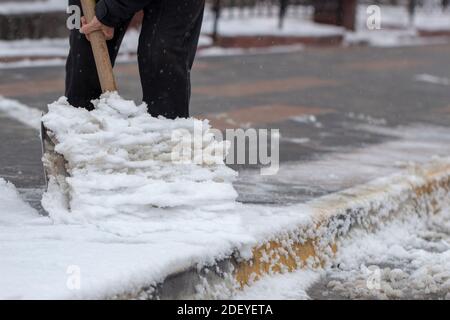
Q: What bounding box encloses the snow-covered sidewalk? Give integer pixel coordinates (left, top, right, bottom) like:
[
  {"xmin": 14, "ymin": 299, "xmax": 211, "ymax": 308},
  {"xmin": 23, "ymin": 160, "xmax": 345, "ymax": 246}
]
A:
[
  {"xmin": 0, "ymin": 177, "xmax": 255, "ymax": 299},
  {"xmin": 2, "ymin": 155, "xmax": 449, "ymax": 299},
  {"xmin": 0, "ymin": 175, "xmax": 317, "ymax": 299},
  {"xmin": 1, "ymin": 93, "xmax": 450, "ymax": 299}
]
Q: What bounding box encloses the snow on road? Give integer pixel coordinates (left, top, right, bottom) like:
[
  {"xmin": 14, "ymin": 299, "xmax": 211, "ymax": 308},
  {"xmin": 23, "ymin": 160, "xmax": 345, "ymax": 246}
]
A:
[
  {"xmin": 236, "ymin": 205, "xmax": 450, "ymax": 300},
  {"xmin": 415, "ymin": 74, "xmax": 450, "ymax": 86},
  {"xmin": 1, "ymin": 96, "xmax": 450, "ymax": 299},
  {"xmin": 0, "ymin": 95, "xmax": 42, "ymax": 130},
  {"xmin": 236, "ymin": 124, "xmax": 450, "ymax": 204}
]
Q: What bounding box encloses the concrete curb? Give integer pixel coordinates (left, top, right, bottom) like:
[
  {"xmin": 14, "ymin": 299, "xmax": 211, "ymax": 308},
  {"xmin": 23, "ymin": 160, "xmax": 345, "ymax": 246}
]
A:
[{"xmin": 112, "ymin": 160, "xmax": 450, "ymax": 299}]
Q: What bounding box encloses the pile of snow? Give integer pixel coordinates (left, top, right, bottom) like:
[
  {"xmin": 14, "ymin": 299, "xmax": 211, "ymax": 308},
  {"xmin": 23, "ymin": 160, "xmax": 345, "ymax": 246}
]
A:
[
  {"xmin": 41, "ymin": 93, "xmax": 238, "ymax": 227},
  {"xmin": 0, "ymin": 177, "xmax": 254, "ymax": 299}
]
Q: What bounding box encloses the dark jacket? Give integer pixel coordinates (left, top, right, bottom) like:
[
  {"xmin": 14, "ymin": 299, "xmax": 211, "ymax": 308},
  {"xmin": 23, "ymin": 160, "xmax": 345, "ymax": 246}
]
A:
[{"xmin": 95, "ymin": 0, "xmax": 150, "ymax": 27}]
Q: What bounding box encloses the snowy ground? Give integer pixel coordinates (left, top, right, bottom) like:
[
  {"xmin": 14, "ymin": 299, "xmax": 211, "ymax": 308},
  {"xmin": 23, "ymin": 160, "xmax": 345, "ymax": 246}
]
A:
[
  {"xmin": 2, "ymin": 156, "xmax": 449, "ymax": 299},
  {"xmin": 1, "ymin": 93, "xmax": 450, "ymax": 299},
  {"xmin": 237, "ymin": 205, "xmax": 450, "ymax": 300},
  {"xmin": 1, "ymin": 12, "xmax": 450, "ymax": 297}
]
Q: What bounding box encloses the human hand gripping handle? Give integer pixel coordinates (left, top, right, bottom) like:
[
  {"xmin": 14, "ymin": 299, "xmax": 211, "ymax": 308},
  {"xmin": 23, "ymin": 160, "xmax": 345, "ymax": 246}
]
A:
[
  {"xmin": 79, "ymin": 0, "xmax": 117, "ymax": 93},
  {"xmin": 81, "ymin": 16, "xmax": 114, "ymax": 42}
]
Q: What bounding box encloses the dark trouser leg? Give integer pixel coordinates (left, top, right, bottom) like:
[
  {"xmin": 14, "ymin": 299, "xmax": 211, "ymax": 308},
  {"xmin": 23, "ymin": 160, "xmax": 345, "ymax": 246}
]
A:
[
  {"xmin": 138, "ymin": 0, "xmax": 205, "ymax": 119},
  {"xmin": 65, "ymin": 0, "xmax": 131, "ymax": 109}
]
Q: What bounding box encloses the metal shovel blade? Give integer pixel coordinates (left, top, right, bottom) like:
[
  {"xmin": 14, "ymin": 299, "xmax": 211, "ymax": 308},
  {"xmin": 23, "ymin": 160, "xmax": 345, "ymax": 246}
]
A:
[{"xmin": 40, "ymin": 120, "xmax": 71, "ymax": 210}]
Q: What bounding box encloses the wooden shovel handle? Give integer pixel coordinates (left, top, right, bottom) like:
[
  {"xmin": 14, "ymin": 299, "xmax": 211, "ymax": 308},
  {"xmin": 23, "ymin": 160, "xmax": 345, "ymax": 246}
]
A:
[{"xmin": 80, "ymin": 0, "xmax": 117, "ymax": 93}]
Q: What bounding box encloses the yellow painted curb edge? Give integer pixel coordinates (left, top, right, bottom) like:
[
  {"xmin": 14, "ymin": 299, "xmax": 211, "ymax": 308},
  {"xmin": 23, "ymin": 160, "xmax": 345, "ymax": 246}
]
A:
[
  {"xmin": 234, "ymin": 161, "xmax": 450, "ymax": 288},
  {"xmin": 115, "ymin": 160, "xmax": 450, "ymax": 299}
]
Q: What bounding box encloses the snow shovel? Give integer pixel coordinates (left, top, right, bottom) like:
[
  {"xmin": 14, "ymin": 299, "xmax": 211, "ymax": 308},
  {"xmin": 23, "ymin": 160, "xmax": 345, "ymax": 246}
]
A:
[{"xmin": 41, "ymin": 0, "xmax": 118, "ymax": 202}]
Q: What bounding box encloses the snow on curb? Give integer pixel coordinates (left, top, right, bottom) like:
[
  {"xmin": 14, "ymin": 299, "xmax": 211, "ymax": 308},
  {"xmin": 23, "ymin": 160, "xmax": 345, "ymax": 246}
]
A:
[
  {"xmin": 235, "ymin": 160, "xmax": 450, "ymax": 290},
  {"xmin": 118, "ymin": 159, "xmax": 450, "ymax": 299}
]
